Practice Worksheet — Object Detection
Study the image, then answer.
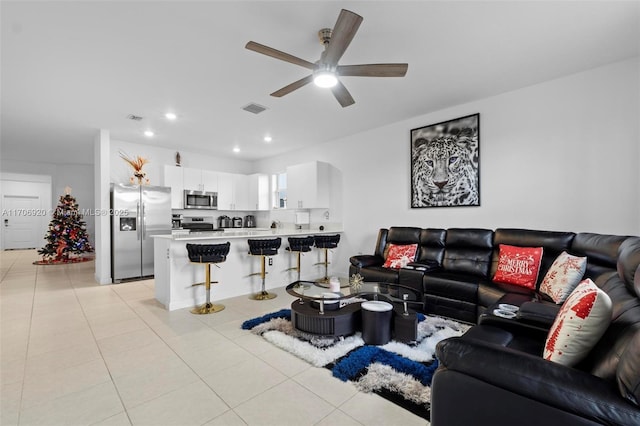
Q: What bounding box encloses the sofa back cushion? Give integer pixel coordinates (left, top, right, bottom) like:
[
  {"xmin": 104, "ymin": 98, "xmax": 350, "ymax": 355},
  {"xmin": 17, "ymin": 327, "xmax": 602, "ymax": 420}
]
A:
[
  {"xmin": 418, "ymin": 228, "xmax": 446, "ymax": 265},
  {"xmin": 578, "ymin": 237, "xmax": 640, "ymax": 383},
  {"xmin": 571, "ymin": 233, "xmax": 629, "ymax": 280},
  {"xmin": 383, "ymin": 227, "xmax": 422, "ymax": 259},
  {"xmin": 491, "ymin": 229, "xmax": 575, "ymax": 288},
  {"xmin": 442, "ymin": 228, "xmax": 494, "ymax": 277},
  {"xmin": 386, "ymin": 227, "xmax": 421, "ymax": 245},
  {"xmin": 617, "ymin": 329, "xmax": 640, "ymax": 406},
  {"xmin": 373, "ymin": 228, "xmax": 389, "ymax": 259}
]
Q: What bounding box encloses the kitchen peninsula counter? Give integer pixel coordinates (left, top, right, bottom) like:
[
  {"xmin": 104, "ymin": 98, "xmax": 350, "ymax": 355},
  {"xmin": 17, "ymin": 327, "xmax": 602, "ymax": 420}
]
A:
[{"xmin": 153, "ymin": 227, "xmax": 343, "ymax": 310}]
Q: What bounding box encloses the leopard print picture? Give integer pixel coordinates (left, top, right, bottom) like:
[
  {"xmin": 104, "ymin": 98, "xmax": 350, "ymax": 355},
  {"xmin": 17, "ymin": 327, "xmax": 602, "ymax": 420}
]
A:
[{"xmin": 411, "ymin": 114, "xmax": 479, "ymax": 207}]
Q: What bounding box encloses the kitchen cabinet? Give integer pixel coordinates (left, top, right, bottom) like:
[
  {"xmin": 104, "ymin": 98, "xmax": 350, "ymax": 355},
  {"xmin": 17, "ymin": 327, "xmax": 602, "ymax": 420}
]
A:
[
  {"xmin": 201, "ymin": 170, "xmax": 218, "ymax": 192},
  {"xmin": 183, "ymin": 167, "xmax": 217, "ymax": 192},
  {"xmin": 162, "ymin": 165, "xmax": 184, "ymax": 209},
  {"xmin": 217, "ymin": 172, "xmax": 249, "ymax": 210},
  {"xmin": 286, "ymin": 161, "xmax": 330, "ymax": 209},
  {"xmin": 248, "ymin": 173, "xmax": 270, "ymax": 211}
]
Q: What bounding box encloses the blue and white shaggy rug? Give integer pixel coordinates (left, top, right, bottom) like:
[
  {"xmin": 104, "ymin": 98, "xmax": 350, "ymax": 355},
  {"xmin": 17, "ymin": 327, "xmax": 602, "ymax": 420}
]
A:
[{"xmin": 241, "ymin": 309, "xmax": 469, "ymax": 419}]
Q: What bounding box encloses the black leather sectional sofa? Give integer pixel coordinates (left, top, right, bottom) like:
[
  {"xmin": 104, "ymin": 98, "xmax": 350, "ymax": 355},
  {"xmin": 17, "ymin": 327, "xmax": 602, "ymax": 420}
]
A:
[{"xmin": 349, "ymin": 227, "xmax": 640, "ymax": 425}]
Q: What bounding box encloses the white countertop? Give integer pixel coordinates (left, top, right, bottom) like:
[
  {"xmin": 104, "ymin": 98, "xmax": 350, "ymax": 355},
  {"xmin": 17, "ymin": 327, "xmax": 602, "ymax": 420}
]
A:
[{"xmin": 155, "ymin": 227, "xmax": 343, "ymax": 241}]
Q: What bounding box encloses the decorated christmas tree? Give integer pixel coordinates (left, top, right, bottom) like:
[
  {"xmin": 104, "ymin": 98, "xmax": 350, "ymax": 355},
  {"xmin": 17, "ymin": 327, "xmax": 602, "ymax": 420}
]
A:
[{"xmin": 37, "ymin": 187, "xmax": 94, "ymax": 263}]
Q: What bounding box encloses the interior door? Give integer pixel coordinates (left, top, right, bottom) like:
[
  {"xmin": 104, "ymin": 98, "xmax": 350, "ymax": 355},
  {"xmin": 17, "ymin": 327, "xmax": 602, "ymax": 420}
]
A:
[{"xmin": 2, "ymin": 195, "xmax": 42, "ymax": 249}]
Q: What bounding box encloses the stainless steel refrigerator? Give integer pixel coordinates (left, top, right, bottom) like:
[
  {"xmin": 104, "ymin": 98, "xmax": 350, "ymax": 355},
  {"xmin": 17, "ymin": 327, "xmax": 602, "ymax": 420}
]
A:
[{"xmin": 111, "ymin": 183, "xmax": 171, "ymax": 283}]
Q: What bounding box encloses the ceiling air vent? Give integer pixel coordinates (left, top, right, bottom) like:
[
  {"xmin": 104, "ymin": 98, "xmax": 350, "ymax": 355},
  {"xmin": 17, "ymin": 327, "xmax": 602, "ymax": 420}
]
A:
[
  {"xmin": 242, "ymin": 103, "xmax": 267, "ymax": 114},
  {"xmin": 127, "ymin": 114, "xmax": 143, "ymax": 121}
]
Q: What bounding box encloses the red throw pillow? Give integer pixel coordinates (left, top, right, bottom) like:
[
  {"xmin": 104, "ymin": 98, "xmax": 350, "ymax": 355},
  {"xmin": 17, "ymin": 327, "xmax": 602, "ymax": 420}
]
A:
[
  {"xmin": 382, "ymin": 244, "xmax": 418, "ymax": 269},
  {"xmin": 492, "ymin": 244, "xmax": 543, "ymax": 290}
]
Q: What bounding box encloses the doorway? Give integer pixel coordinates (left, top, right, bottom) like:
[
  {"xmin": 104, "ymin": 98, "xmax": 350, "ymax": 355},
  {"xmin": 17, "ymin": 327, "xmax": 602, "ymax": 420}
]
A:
[
  {"xmin": 2, "ymin": 195, "xmax": 42, "ymax": 249},
  {"xmin": 1, "ymin": 174, "xmax": 52, "ymax": 250}
]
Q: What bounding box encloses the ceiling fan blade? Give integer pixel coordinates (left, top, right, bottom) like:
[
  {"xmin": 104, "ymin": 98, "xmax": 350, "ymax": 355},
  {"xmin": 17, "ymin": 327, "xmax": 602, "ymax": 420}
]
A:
[
  {"xmin": 331, "ymin": 80, "xmax": 355, "ymax": 107},
  {"xmin": 245, "ymin": 41, "xmax": 315, "ymax": 70},
  {"xmin": 270, "ymin": 75, "xmax": 314, "ymax": 97},
  {"xmin": 337, "ymin": 63, "xmax": 408, "ymax": 77},
  {"xmin": 323, "ymin": 9, "xmax": 363, "ymax": 66}
]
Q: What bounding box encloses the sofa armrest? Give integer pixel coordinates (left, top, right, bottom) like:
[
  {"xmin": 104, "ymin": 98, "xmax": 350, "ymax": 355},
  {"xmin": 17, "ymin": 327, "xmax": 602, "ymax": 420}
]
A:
[
  {"xmin": 516, "ymin": 301, "xmax": 559, "ymax": 328},
  {"xmin": 404, "ymin": 260, "xmax": 440, "ymax": 272},
  {"xmin": 436, "ymin": 335, "xmax": 640, "ymax": 424},
  {"xmin": 349, "ymin": 254, "xmax": 384, "ymax": 268}
]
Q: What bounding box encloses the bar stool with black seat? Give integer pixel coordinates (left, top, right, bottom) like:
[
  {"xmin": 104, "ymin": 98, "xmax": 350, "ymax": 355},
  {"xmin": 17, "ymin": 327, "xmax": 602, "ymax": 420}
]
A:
[
  {"xmin": 248, "ymin": 237, "xmax": 281, "ymax": 300},
  {"xmin": 285, "ymin": 236, "xmax": 315, "ymax": 282},
  {"xmin": 186, "ymin": 242, "xmax": 230, "ymax": 314},
  {"xmin": 313, "ymin": 234, "xmax": 341, "ymax": 283}
]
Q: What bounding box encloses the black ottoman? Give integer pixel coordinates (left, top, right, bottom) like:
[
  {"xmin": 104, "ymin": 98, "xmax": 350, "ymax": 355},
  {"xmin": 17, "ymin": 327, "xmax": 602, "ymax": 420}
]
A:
[{"xmin": 361, "ymin": 301, "xmax": 393, "ymax": 345}]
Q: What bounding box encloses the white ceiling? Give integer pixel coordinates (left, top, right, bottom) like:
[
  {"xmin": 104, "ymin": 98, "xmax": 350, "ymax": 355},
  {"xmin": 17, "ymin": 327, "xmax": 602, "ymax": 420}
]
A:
[{"xmin": 2, "ymin": 1, "xmax": 639, "ymax": 165}]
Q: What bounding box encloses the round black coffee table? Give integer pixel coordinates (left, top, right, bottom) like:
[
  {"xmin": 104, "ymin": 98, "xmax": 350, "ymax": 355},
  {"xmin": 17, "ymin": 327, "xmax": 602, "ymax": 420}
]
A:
[{"xmin": 286, "ymin": 280, "xmax": 420, "ymax": 337}]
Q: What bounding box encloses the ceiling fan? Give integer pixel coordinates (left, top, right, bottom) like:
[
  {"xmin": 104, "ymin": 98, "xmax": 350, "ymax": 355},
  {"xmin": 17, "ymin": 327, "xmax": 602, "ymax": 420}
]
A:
[{"xmin": 245, "ymin": 9, "xmax": 408, "ymax": 108}]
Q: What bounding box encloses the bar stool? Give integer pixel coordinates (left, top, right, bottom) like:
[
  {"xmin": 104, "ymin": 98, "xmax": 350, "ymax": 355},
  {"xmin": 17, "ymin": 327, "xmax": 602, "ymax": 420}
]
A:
[
  {"xmin": 248, "ymin": 237, "xmax": 281, "ymax": 300},
  {"xmin": 313, "ymin": 234, "xmax": 341, "ymax": 283},
  {"xmin": 285, "ymin": 236, "xmax": 315, "ymax": 282},
  {"xmin": 186, "ymin": 242, "xmax": 230, "ymax": 314}
]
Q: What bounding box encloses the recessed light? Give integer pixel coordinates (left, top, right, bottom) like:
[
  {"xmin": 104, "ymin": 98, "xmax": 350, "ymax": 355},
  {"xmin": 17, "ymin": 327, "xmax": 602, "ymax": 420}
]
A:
[
  {"xmin": 165, "ymin": 112, "xmax": 177, "ymax": 120},
  {"xmin": 144, "ymin": 130, "xmax": 154, "ymax": 137},
  {"xmin": 233, "ymin": 147, "xmax": 240, "ymax": 153},
  {"xmin": 264, "ymin": 136, "xmax": 272, "ymax": 142}
]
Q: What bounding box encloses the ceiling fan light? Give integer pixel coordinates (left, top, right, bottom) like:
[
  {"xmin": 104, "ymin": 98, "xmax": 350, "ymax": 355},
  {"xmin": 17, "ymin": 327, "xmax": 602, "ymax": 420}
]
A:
[{"xmin": 313, "ymin": 71, "xmax": 338, "ymax": 88}]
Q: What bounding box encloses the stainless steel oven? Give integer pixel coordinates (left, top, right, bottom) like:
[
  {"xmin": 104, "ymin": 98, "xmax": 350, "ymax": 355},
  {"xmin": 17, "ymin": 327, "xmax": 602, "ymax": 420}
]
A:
[{"xmin": 183, "ymin": 190, "xmax": 217, "ymax": 210}]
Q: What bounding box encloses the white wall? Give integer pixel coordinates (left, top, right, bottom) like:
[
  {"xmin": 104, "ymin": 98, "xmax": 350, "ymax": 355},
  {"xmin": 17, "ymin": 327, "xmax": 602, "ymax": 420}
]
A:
[{"xmin": 254, "ymin": 57, "xmax": 640, "ymax": 276}]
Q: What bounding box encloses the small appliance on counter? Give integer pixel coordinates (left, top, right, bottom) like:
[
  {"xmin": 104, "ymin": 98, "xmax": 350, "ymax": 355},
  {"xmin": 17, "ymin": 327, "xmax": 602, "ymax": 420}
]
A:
[
  {"xmin": 217, "ymin": 215, "xmax": 232, "ymax": 228},
  {"xmin": 232, "ymin": 217, "xmax": 243, "ymax": 228},
  {"xmin": 172, "ymin": 214, "xmax": 183, "ymax": 229},
  {"xmin": 244, "ymin": 215, "xmax": 256, "ymax": 228},
  {"xmin": 182, "ymin": 216, "xmax": 216, "ymax": 232}
]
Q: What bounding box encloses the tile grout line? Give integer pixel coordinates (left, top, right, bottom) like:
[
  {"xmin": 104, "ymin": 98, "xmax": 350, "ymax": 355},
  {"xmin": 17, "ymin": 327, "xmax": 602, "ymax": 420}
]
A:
[
  {"xmin": 69, "ymin": 266, "xmax": 135, "ymax": 426},
  {"xmin": 15, "ymin": 257, "xmax": 40, "ymax": 426},
  {"xmin": 106, "ymin": 279, "xmax": 238, "ymax": 423}
]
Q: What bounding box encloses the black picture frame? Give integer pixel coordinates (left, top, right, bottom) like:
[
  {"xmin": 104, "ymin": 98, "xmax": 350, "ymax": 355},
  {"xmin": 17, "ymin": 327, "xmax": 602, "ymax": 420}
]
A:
[{"xmin": 410, "ymin": 113, "xmax": 480, "ymax": 208}]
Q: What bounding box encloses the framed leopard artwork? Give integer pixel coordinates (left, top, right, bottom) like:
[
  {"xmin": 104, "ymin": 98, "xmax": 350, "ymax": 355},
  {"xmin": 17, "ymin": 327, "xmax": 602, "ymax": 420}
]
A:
[{"xmin": 410, "ymin": 113, "xmax": 480, "ymax": 208}]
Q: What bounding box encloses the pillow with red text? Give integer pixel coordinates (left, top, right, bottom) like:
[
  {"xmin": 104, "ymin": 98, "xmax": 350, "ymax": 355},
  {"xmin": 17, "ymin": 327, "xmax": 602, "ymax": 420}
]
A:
[
  {"xmin": 492, "ymin": 244, "xmax": 543, "ymax": 290},
  {"xmin": 544, "ymin": 279, "xmax": 612, "ymax": 366},
  {"xmin": 539, "ymin": 251, "xmax": 587, "ymax": 304},
  {"xmin": 382, "ymin": 244, "xmax": 418, "ymax": 269}
]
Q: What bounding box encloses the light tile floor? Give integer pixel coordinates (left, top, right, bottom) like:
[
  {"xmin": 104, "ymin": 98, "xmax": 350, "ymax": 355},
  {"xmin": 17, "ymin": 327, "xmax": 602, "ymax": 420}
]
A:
[{"xmin": 1, "ymin": 250, "xmax": 428, "ymax": 426}]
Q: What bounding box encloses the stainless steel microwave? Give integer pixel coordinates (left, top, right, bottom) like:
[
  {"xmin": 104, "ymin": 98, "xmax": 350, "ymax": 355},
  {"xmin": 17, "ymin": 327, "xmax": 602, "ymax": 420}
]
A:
[{"xmin": 183, "ymin": 190, "xmax": 217, "ymax": 210}]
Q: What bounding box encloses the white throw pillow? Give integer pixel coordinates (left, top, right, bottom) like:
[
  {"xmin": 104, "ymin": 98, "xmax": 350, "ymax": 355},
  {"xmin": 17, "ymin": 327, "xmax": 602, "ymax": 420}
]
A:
[
  {"xmin": 544, "ymin": 279, "xmax": 612, "ymax": 366},
  {"xmin": 539, "ymin": 251, "xmax": 587, "ymax": 304}
]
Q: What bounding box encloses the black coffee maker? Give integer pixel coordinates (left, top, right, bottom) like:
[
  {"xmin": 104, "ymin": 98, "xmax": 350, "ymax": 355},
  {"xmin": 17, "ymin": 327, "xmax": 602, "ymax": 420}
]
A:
[{"xmin": 244, "ymin": 215, "xmax": 256, "ymax": 228}]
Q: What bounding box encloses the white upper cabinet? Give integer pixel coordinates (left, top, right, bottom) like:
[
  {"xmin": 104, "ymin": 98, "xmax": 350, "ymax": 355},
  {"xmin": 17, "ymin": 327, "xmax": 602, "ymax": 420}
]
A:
[
  {"xmin": 183, "ymin": 167, "xmax": 217, "ymax": 192},
  {"xmin": 233, "ymin": 174, "xmax": 250, "ymax": 210},
  {"xmin": 248, "ymin": 173, "xmax": 270, "ymax": 211},
  {"xmin": 163, "ymin": 166, "xmax": 265, "ymax": 211},
  {"xmin": 162, "ymin": 166, "xmax": 184, "ymax": 209},
  {"xmin": 201, "ymin": 170, "xmax": 218, "ymax": 193},
  {"xmin": 182, "ymin": 167, "xmax": 203, "ymax": 191},
  {"xmin": 286, "ymin": 161, "xmax": 330, "ymax": 209},
  {"xmin": 216, "ymin": 172, "xmax": 249, "ymax": 210}
]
